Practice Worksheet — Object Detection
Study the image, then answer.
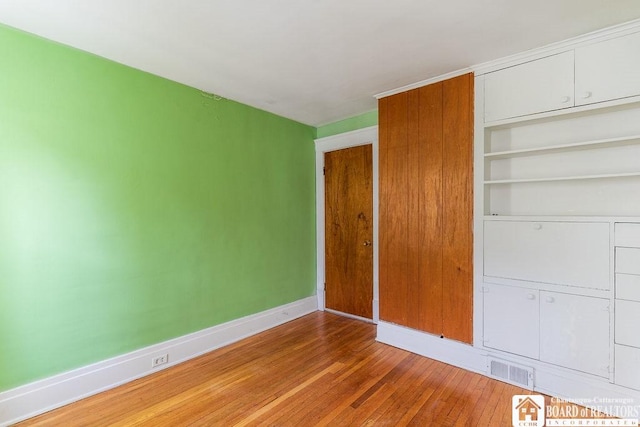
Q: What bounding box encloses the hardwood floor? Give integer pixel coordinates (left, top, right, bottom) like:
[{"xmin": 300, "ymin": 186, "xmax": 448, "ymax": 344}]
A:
[{"xmin": 18, "ymin": 312, "xmax": 535, "ymax": 426}]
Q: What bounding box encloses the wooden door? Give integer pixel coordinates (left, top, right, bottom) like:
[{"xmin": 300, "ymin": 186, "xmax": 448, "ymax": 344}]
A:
[
  {"xmin": 379, "ymin": 92, "xmax": 410, "ymax": 326},
  {"xmin": 379, "ymin": 86, "xmax": 444, "ymax": 333},
  {"xmin": 441, "ymin": 73, "xmax": 473, "ymax": 343},
  {"xmin": 412, "ymin": 84, "xmax": 444, "ymax": 334},
  {"xmin": 379, "ymin": 73, "xmax": 473, "ymax": 344},
  {"xmin": 324, "ymin": 144, "xmax": 373, "ymax": 319}
]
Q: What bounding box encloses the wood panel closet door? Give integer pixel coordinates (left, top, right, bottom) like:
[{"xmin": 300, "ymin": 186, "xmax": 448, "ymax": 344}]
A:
[
  {"xmin": 442, "ymin": 74, "xmax": 473, "ymax": 344},
  {"xmin": 379, "ymin": 93, "xmax": 409, "ymax": 326},
  {"xmin": 379, "ymin": 85, "xmax": 444, "ymax": 333},
  {"xmin": 413, "ymin": 83, "xmax": 444, "ymax": 334},
  {"xmin": 379, "ymin": 73, "xmax": 473, "ymax": 344}
]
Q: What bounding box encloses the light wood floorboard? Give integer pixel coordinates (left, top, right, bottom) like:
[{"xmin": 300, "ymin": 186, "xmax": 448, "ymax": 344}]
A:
[{"xmin": 17, "ymin": 312, "xmax": 559, "ymax": 426}]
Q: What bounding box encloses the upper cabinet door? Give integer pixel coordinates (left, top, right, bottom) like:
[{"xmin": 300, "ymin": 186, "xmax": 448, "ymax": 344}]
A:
[
  {"xmin": 575, "ymin": 31, "xmax": 640, "ymax": 106},
  {"xmin": 484, "ymin": 51, "xmax": 575, "ymax": 122}
]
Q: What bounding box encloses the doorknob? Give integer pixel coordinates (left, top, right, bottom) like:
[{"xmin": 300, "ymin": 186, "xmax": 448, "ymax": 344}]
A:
[{"xmin": 363, "ymin": 240, "xmax": 372, "ymax": 246}]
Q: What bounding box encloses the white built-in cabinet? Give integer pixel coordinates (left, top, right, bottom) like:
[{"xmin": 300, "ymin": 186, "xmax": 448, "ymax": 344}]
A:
[
  {"xmin": 484, "ymin": 31, "xmax": 640, "ymax": 122},
  {"xmin": 484, "ymin": 221, "xmax": 609, "ymax": 289},
  {"xmin": 478, "ymin": 28, "xmax": 640, "ymax": 394},
  {"xmin": 482, "ymin": 222, "xmax": 611, "ymax": 378},
  {"xmin": 484, "ymin": 283, "xmax": 610, "ymax": 378},
  {"xmin": 614, "ymin": 223, "xmax": 640, "ymax": 390},
  {"xmin": 484, "ymin": 283, "xmax": 539, "ymax": 359},
  {"xmin": 575, "ymin": 31, "xmax": 640, "ymax": 107},
  {"xmin": 539, "ymin": 291, "xmax": 610, "ymax": 378},
  {"xmin": 484, "ymin": 52, "xmax": 574, "ymax": 122}
]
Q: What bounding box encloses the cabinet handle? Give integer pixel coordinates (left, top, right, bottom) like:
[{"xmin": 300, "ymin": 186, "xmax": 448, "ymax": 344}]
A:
[
  {"xmin": 526, "ymin": 293, "xmax": 536, "ymax": 300},
  {"xmin": 533, "ymin": 223, "xmax": 542, "ymax": 230},
  {"xmin": 545, "ymin": 296, "xmax": 555, "ymax": 303},
  {"xmin": 561, "ymin": 96, "xmax": 571, "ymax": 103},
  {"xmin": 582, "ymin": 91, "xmax": 592, "ymax": 99},
  {"xmin": 363, "ymin": 240, "xmax": 372, "ymax": 246}
]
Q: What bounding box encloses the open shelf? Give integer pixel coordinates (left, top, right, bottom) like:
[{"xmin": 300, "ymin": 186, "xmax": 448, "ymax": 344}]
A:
[
  {"xmin": 485, "ymin": 134, "xmax": 640, "ymax": 160},
  {"xmin": 481, "ymin": 84, "xmax": 640, "ymax": 217},
  {"xmin": 485, "ymin": 171, "xmax": 640, "ymax": 185}
]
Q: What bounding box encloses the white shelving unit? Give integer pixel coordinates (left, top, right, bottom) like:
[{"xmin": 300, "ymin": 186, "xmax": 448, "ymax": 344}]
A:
[
  {"xmin": 483, "ymin": 102, "xmax": 640, "ymax": 217},
  {"xmin": 484, "ymin": 134, "xmax": 640, "ymax": 160},
  {"xmin": 485, "ymin": 172, "xmax": 640, "ymax": 185},
  {"xmin": 474, "ymin": 25, "xmax": 640, "ymax": 399}
]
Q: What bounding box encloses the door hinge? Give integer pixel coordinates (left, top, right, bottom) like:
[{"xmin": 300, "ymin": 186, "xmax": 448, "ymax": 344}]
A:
[{"xmin": 323, "ymin": 167, "xmax": 326, "ymax": 175}]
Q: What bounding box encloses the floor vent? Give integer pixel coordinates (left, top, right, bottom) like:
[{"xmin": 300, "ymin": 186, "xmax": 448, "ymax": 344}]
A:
[{"xmin": 488, "ymin": 358, "xmax": 534, "ymax": 389}]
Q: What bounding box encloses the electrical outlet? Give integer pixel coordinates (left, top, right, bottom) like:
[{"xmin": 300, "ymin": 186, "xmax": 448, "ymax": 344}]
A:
[{"xmin": 151, "ymin": 353, "xmax": 169, "ymax": 368}]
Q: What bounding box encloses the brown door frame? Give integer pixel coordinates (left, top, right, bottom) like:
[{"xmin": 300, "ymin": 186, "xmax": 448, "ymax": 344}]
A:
[{"xmin": 315, "ymin": 126, "xmax": 379, "ymax": 323}]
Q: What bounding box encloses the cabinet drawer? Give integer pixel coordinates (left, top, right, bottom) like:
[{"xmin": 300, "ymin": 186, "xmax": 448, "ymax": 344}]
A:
[
  {"xmin": 484, "ymin": 221, "xmax": 610, "ymax": 289},
  {"xmin": 615, "ymin": 300, "xmax": 640, "ymax": 348},
  {"xmin": 616, "ymin": 274, "xmax": 640, "ymax": 302},
  {"xmin": 615, "ymin": 223, "xmax": 640, "ymax": 248},
  {"xmin": 616, "ymin": 247, "xmax": 640, "ymax": 275},
  {"xmin": 615, "ymin": 345, "xmax": 640, "ymax": 390}
]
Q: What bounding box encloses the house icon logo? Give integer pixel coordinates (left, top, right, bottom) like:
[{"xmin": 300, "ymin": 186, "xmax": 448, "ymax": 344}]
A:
[{"xmin": 512, "ymin": 395, "xmax": 545, "ymax": 427}]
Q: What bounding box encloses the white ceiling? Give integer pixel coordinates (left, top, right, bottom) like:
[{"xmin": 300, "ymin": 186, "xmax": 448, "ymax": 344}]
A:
[{"xmin": 2, "ymin": 1, "xmax": 640, "ymax": 127}]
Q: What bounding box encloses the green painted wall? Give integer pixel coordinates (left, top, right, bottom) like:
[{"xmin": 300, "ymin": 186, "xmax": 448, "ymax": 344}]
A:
[
  {"xmin": 316, "ymin": 110, "xmax": 378, "ymax": 139},
  {"xmin": 0, "ymin": 25, "xmax": 316, "ymax": 392}
]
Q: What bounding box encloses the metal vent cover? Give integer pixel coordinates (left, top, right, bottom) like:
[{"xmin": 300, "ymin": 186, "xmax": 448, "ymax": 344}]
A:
[{"xmin": 488, "ymin": 358, "xmax": 534, "ymax": 389}]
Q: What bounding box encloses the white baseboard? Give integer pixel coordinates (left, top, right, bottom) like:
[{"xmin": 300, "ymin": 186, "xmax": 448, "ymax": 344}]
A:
[
  {"xmin": 534, "ymin": 365, "xmax": 640, "ymax": 406},
  {"xmin": 376, "ymin": 321, "xmax": 487, "ymax": 374},
  {"xmin": 324, "ymin": 308, "xmax": 374, "ymax": 324},
  {"xmin": 0, "ymin": 296, "xmax": 318, "ymax": 427},
  {"xmin": 376, "ymin": 321, "xmax": 640, "ymax": 415}
]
